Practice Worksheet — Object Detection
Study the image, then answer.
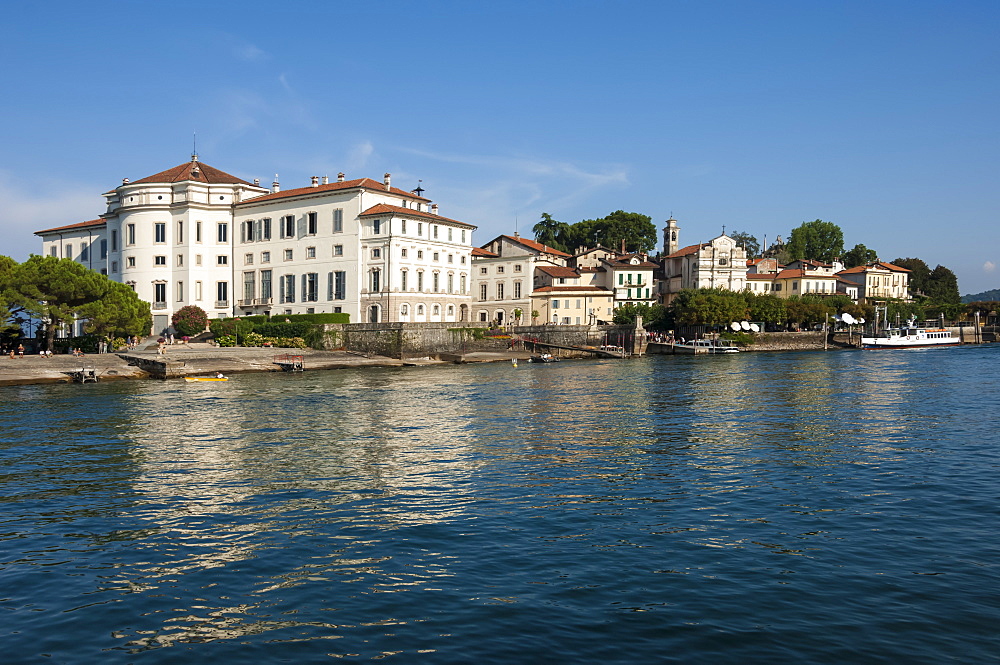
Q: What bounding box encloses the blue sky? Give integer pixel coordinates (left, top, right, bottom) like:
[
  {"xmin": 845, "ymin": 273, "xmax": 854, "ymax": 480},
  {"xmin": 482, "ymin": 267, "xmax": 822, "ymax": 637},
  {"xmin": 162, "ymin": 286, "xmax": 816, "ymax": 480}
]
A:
[{"xmin": 2, "ymin": 0, "xmax": 998, "ymax": 293}]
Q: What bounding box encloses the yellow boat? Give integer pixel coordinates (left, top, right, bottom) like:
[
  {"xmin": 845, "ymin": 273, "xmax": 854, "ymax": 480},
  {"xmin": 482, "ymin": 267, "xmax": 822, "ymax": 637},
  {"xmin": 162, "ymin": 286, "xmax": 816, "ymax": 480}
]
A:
[{"xmin": 184, "ymin": 376, "xmax": 229, "ymax": 382}]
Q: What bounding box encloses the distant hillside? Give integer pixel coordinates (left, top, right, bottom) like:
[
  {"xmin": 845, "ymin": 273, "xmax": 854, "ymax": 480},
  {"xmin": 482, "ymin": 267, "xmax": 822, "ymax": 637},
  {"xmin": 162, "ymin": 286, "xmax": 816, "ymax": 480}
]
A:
[{"xmin": 962, "ymin": 289, "xmax": 1000, "ymax": 303}]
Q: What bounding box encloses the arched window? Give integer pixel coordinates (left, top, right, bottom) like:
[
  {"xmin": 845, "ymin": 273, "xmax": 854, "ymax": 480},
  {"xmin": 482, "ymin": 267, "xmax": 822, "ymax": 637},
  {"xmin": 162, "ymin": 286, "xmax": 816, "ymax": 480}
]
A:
[
  {"xmin": 401, "ymin": 304, "xmax": 409, "ymax": 316},
  {"xmin": 417, "ymin": 304, "xmax": 425, "ymax": 315}
]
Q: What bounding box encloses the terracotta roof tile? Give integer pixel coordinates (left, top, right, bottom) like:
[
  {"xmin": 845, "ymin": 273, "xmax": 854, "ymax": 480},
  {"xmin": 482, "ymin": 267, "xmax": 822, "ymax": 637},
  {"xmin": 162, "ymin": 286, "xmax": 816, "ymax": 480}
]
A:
[
  {"xmin": 532, "ymin": 286, "xmax": 613, "ymax": 294},
  {"xmin": 35, "ymin": 218, "xmax": 106, "ymax": 236},
  {"xmin": 500, "ymin": 235, "xmax": 571, "ymax": 257},
  {"xmin": 130, "ymin": 160, "xmax": 257, "ymax": 186},
  {"xmin": 358, "ymin": 203, "xmax": 475, "ymax": 229},
  {"xmin": 472, "ymin": 247, "xmax": 498, "ymax": 257},
  {"xmin": 241, "ymin": 177, "xmax": 428, "ymax": 205},
  {"xmin": 665, "ymin": 243, "xmax": 708, "ymax": 259},
  {"xmin": 536, "ymin": 266, "xmax": 580, "ymax": 278}
]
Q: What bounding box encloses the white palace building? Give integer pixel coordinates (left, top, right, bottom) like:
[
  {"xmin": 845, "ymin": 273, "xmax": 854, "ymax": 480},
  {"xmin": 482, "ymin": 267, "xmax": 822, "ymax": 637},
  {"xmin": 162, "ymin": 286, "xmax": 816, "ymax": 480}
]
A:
[{"xmin": 36, "ymin": 156, "xmax": 477, "ymax": 333}]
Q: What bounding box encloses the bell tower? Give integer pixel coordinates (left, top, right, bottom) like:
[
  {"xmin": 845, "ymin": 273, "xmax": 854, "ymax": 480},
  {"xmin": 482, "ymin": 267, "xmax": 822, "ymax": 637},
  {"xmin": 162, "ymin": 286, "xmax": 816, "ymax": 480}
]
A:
[{"xmin": 663, "ymin": 216, "xmax": 680, "ymax": 255}]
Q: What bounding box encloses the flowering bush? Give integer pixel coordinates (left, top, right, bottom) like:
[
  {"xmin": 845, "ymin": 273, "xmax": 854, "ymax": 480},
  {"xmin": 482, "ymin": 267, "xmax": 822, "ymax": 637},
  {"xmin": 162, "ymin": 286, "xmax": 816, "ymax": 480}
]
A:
[
  {"xmin": 216, "ymin": 334, "xmax": 237, "ymax": 347},
  {"xmin": 172, "ymin": 305, "xmax": 209, "ymax": 337}
]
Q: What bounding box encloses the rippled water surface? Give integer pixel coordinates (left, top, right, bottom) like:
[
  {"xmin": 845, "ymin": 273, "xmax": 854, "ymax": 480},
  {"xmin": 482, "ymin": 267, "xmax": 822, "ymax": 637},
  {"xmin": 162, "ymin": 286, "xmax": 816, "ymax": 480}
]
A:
[{"xmin": 2, "ymin": 347, "xmax": 1000, "ymax": 663}]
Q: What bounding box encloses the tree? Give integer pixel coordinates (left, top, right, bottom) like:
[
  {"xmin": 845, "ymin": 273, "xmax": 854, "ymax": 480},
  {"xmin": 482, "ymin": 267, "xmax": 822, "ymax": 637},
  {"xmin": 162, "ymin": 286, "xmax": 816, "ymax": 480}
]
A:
[
  {"xmin": 927, "ymin": 265, "xmax": 960, "ymax": 304},
  {"xmin": 596, "ymin": 211, "xmax": 657, "ymax": 254},
  {"xmin": 784, "ymin": 298, "xmax": 833, "ymax": 328},
  {"xmin": 730, "ymin": 232, "xmax": 760, "ymax": 259},
  {"xmin": 547, "ymin": 211, "xmax": 658, "ymax": 255},
  {"xmin": 533, "ymin": 213, "xmax": 570, "ymax": 253},
  {"xmin": 843, "ymin": 243, "xmax": 878, "ymax": 268},
  {"xmin": 785, "ymin": 219, "xmax": 844, "ymax": 263},
  {"xmin": 612, "ymin": 302, "xmax": 667, "ymax": 329},
  {"xmin": 743, "ymin": 291, "xmax": 786, "ymax": 323},
  {"xmin": 12, "ymin": 256, "xmax": 110, "ymax": 350},
  {"xmin": 79, "ymin": 281, "xmax": 152, "ymax": 338},
  {"xmin": 562, "ymin": 218, "xmax": 601, "ymax": 253},
  {"xmin": 172, "ymin": 305, "xmax": 209, "ymax": 336},
  {"xmin": 671, "ymin": 288, "xmax": 748, "ymax": 326},
  {"xmin": 0, "ymin": 255, "xmax": 22, "ymax": 335},
  {"xmin": 891, "ymin": 257, "xmax": 931, "ymax": 295}
]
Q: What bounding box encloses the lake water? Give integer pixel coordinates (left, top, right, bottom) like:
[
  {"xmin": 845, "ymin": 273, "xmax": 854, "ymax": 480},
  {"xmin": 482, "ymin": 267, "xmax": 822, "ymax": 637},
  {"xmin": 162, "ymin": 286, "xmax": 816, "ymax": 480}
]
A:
[{"xmin": 2, "ymin": 347, "xmax": 999, "ymax": 663}]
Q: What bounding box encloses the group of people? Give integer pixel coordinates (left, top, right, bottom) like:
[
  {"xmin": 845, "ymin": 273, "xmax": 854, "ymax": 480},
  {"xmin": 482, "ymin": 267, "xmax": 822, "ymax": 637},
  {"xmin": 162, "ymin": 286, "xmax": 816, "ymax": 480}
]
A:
[{"xmin": 6, "ymin": 344, "xmax": 25, "ymax": 359}]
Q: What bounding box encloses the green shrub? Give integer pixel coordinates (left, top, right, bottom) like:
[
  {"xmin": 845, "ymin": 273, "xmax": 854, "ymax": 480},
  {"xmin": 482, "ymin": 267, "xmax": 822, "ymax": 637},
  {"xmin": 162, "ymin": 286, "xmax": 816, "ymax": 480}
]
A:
[
  {"xmin": 243, "ymin": 332, "xmax": 266, "ymax": 346},
  {"xmin": 272, "ymin": 337, "xmax": 308, "ymax": 349},
  {"xmin": 216, "ymin": 334, "xmax": 237, "ymax": 347},
  {"xmin": 210, "ymin": 318, "xmax": 255, "ymax": 340},
  {"xmin": 281, "ymin": 313, "xmax": 350, "ymax": 324},
  {"xmin": 720, "ymin": 331, "xmax": 755, "ymax": 346},
  {"xmin": 172, "ymin": 305, "xmax": 209, "ymax": 337},
  {"xmin": 254, "ymin": 322, "xmax": 312, "ymax": 338}
]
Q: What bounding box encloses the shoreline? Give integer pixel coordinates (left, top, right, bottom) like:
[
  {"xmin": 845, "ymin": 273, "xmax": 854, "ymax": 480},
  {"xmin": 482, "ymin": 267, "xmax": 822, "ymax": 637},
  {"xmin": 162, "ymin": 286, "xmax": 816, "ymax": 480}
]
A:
[{"xmin": 0, "ymin": 343, "xmax": 536, "ymax": 387}]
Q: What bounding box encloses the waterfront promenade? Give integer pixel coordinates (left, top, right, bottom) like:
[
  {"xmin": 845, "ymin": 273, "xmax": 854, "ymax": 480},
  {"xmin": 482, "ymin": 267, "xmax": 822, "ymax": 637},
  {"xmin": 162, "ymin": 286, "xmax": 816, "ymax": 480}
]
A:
[{"xmin": 0, "ymin": 342, "xmax": 528, "ymax": 387}]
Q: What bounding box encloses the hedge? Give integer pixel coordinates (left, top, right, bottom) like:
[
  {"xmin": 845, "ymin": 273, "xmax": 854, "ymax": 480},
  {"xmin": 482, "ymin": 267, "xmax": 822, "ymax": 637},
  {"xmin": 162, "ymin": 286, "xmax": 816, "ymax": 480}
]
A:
[
  {"xmin": 278, "ymin": 313, "xmax": 350, "ymax": 324},
  {"xmin": 254, "ymin": 322, "xmax": 314, "ymax": 338}
]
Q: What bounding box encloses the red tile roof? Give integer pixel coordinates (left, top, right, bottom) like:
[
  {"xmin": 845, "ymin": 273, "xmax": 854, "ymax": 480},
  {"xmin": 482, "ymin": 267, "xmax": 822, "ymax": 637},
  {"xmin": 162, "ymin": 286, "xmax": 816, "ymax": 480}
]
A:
[
  {"xmin": 358, "ymin": 203, "xmax": 475, "ymax": 229},
  {"xmin": 746, "ymin": 273, "xmax": 775, "ymax": 280},
  {"xmin": 665, "ymin": 243, "xmax": 709, "ymax": 259},
  {"xmin": 130, "ymin": 160, "xmax": 257, "ymax": 186},
  {"xmin": 838, "ymin": 261, "xmax": 911, "ymax": 275},
  {"xmin": 240, "ymin": 177, "xmax": 428, "ymax": 205},
  {"xmin": 604, "ymin": 258, "xmax": 658, "ymax": 268},
  {"xmin": 775, "ymin": 269, "xmax": 838, "ymax": 280},
  {"xmin": 500, "ymin": 235, "xmax": 571, "ymax": 257},
  {"xmin": 35, "ymin": 218, "xmax": 106, "ymax": 236},
  {"xmin": 532, "ymin": 286, "xmax": 613, "ymax": 294},
  {"xmin": 536, "ymin": 266, "xmax": 580, "ymax": 278},
  {"xmin": 472, "ymin": 247, "xmax": 498, "ymax": 258}
]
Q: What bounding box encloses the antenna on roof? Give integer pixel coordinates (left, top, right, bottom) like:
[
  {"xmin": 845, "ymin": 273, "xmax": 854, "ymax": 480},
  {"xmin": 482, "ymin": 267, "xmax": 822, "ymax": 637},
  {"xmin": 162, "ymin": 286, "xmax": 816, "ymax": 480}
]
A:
[
  {"xmin": 413, "ymin": 179, "xmax": 424, "ymax": 197},
  {"xmin": 192, "ymin": 132, "xmax": 198, "ymax": 162}
]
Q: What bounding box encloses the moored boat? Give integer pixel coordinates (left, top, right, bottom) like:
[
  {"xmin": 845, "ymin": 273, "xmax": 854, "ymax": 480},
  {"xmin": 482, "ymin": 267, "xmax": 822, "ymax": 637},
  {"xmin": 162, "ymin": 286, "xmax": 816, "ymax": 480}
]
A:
[
  {"xmin": 672, "ymin": 339, "xmax": 740, "ymax": 354},
  {"xmin": 861, "ymin": 316, "xmax": 959, "ymax": 350}
]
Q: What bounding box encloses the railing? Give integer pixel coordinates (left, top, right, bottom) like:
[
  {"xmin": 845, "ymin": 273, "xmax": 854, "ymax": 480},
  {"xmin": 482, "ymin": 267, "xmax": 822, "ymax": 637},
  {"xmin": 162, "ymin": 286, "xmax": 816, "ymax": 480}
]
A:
[
  {"xmin": 238, "ymin": 298, "xmax": 254, "ymax": 307},
  {"xmin": 254, "ymin": 297, "xmax": 273, "ymax": 305},
  {"xmin": 215, "ymin": 300, "xmax": 229, "ymax": 308},
  {"xmin": 152, "ymin": 301, "xmax": 167, "ymax": 310}
]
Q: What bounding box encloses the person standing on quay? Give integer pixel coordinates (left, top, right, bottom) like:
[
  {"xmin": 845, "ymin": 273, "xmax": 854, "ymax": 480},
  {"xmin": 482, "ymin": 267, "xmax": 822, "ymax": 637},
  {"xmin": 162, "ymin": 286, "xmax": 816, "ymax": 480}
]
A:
[{"xmin": 17, "ymin": 344, "xmax": 24, "ymax": 358}]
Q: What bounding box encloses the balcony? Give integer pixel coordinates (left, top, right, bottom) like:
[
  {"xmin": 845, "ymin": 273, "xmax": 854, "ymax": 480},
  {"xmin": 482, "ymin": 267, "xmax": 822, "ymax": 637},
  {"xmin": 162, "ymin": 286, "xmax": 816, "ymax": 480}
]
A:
[
  {"xmin": 238, "ymin": 298, "xmax": 254, "ymax": 307},
  {"xmin": 254, "ymin": 297, "xmax": 273, "ymax": 306},
  {"xmin": 215, "ymin": 300, "xmax": 229, "ymax": 308},
  {"xmin": 152, "ymin": 301, "xmax": 167, "ymax": 310}
]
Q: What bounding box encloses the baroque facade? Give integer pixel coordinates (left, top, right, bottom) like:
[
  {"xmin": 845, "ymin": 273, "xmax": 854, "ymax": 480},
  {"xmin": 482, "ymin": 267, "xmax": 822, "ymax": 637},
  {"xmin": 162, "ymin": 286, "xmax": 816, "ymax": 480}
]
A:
[{"xmin": 35, "ymin": 157, "xmax": 477, "ymax": 331}]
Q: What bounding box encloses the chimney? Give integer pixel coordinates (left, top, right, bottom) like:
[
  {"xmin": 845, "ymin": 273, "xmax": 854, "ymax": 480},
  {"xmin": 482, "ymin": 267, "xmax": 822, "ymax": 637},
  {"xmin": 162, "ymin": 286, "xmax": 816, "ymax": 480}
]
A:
[
  {"xmin": 621, "ymin": 238, "xmax": 626, "ymax": 254},
  {"xmin": 122, "ymin": 178, "xmax": 130, "ymax": 185},
  {"xmin": 322, "ymin": 175, "xmax": 329, "ymax": 185},
  {"xmin": 337, "ymin": 172, "xmax": 345, "ymax": 182},
  {"xmin": 253, "ymin": 178, "xmax": 260, "ymax": 186},
  {"xmin": 311, "ymin": 176, "xmax": 319, "ymax": 187},
  {"xmin": 513, "ymin": 231, "xmax": 519, "ymax": 238},
  {"xmin": 431, "ymin": 203, "xmax": 439, "ymax": 215},
  {"xmin": 271, "ymin": 174, "xmax": 280, "ymax": 193},
  {"xmin": 384, "ymin": 173, "xmax": 391, "ymax": 190}
]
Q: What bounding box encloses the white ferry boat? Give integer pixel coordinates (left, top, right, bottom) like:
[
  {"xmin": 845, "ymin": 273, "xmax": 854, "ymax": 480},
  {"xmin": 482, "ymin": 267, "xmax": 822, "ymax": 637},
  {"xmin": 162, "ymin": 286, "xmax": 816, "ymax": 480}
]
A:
[
  {"xmin": 673, "ymin": 339, "xmax": 740, "ymax": 354},
  {"xmin": 861, "ymin": 317, "xmax": 959, "ymax": 350}
]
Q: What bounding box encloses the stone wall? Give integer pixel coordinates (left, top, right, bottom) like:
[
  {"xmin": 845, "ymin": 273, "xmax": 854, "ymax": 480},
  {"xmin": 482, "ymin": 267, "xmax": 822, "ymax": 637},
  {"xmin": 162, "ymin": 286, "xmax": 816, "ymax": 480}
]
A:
[
  {"xmin": 742, "ymin": 331, "xmax": 828, "ymax": 352},
  {"xmin": 327, "ymin": 322, "xmax": 644, "ymax": 359},
  {"xmin": 337, "ymin": 323, "xmax": 511, "ymax": 359}
]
